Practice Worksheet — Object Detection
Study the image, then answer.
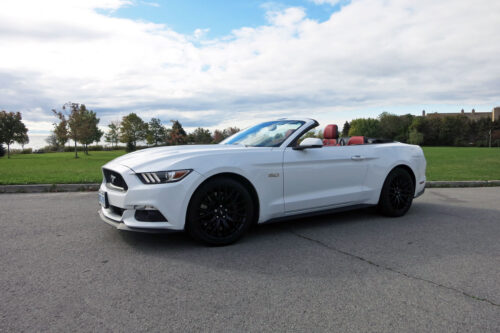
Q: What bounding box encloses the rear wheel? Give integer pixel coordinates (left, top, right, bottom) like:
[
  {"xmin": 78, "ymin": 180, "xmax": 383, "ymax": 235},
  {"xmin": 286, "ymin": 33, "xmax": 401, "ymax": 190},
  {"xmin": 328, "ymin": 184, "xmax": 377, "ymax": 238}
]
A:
[
  {"xmin": 186, "ymin": 177, "xmax": 255, "ymax": 246},
  {"xmin": 378, "ymin": 168, "xmax": 415, "ymax": 217}
]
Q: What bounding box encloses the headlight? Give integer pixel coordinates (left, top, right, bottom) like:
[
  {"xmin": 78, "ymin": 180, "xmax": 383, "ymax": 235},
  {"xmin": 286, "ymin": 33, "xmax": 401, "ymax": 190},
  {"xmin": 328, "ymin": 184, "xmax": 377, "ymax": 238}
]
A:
[{"xmin": 137, "ymin": 169, "xmax": 192, "ymax": 184}]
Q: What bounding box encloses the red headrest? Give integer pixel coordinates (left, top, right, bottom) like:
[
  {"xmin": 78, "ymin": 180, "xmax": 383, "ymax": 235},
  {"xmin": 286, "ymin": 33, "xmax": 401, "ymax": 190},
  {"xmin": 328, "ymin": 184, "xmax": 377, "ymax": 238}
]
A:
[
  {"xmin": 323, "ymin": 124, "xmax": 338, "ymax": 140},
  {"xmin": 347, "ymin": 136, "xmax": 365, "ymax": 145},
  {"xmin": 284, "ymin": 129, "xmax": 295, "ymax": 138}
]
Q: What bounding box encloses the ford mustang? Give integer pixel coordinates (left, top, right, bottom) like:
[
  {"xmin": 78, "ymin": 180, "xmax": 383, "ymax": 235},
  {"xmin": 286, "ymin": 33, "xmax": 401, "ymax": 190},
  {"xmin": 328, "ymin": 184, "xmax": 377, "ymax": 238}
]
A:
[{"xmin": 98, "ymin": 118, "xmax": 426, "ymax": 245}]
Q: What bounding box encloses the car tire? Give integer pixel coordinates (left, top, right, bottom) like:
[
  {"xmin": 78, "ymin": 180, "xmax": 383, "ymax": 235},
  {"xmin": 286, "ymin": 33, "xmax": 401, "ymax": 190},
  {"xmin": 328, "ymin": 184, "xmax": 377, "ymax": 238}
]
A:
[
  {"xmin": 378, "ymin": 168, "xmax": 415, "ymax": 217},
  {"xmin": 186, "ymin": 177, "xmax": 255, "ymax": 246}
]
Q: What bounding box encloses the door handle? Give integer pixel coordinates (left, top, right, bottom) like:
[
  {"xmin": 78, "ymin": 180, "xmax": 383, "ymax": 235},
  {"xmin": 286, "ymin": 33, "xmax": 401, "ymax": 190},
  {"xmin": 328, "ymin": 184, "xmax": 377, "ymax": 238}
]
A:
[{"xmin": 351, "ymin": 155, "xmax": 365, "ymax": 161}]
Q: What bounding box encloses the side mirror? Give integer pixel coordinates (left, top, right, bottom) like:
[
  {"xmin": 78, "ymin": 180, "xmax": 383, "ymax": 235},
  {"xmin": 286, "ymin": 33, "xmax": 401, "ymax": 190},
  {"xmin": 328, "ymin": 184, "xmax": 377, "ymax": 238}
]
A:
[{"xmin": 293, "ymin": 138, "xmax": 323, "ymax": 150}]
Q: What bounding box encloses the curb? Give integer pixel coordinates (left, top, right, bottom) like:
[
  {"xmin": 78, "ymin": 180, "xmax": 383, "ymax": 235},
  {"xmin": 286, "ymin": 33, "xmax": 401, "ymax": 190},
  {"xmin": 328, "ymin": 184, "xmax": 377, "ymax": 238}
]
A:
[
  {"xmin": 1, "ymin": 181, "xmax": 500, "ymax": 194},
  {"xmin": 0, "ymin": 183, "xmax": 100, "ymax": 193},
  {"xmin": 425, "ymin": 180, "xmax": 500, "ymax": 188}
]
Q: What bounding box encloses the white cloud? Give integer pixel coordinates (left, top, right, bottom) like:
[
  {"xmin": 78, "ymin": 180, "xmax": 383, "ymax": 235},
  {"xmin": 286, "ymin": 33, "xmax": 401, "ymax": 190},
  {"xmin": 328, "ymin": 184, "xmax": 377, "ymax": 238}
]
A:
[
  {"xmin": 309, "ymin": 0, "xmax": 344, "ymax": 5},
  {"xmin": 193, "ymin": 28, "xmax": 210, "ymax": 40},
  {"xmin": 0, "ymin": 0, "xmax": 499, "ymax": 136},
  {"xmin": 140, "ymin": 1, "xmax": 160, "ymax": 7}
]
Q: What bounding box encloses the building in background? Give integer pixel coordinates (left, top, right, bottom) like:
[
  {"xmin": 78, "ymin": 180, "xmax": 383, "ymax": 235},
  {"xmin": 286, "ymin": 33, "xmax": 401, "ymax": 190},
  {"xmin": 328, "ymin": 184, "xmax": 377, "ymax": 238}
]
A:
[{"xmin": 422, "ymin": 107, "xmax": 500, "ymax": 122}]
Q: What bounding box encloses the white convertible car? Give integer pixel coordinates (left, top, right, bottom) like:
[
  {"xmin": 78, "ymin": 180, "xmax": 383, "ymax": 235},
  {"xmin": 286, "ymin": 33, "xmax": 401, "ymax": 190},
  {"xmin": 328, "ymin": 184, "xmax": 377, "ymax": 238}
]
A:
[{"xmin": 98, "ymin": 118, "xmax": 426, "ymax": 245}]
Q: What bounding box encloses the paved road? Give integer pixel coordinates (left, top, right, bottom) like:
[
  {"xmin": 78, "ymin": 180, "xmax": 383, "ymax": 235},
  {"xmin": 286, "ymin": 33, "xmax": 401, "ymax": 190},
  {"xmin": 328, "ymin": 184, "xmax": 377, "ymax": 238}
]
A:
[{"xmin": 1, "ymin": 188, "xmax": 499, "ymax": 332}]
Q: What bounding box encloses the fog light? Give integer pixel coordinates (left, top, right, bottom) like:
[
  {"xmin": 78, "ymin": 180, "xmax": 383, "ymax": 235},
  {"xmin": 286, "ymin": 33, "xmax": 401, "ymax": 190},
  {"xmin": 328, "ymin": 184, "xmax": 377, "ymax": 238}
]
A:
[
  {"xmin": 133, "ymin": 205, "xmax": 156, "ymax": 210},
  {"xmin": 135, "ymin": 209, "xmax": 167, "ymax": 222}
]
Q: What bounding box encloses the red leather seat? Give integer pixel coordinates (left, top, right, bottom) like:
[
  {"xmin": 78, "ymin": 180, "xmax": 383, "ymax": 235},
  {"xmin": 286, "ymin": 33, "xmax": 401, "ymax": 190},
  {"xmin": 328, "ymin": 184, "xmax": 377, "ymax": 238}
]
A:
[
  {"xmin": 323, "ymin": 124, "xmax": 339, "ymax": 146},
  {"xmin": 347, "ymin": 136, "xmax": 365, "ymax": 145}
]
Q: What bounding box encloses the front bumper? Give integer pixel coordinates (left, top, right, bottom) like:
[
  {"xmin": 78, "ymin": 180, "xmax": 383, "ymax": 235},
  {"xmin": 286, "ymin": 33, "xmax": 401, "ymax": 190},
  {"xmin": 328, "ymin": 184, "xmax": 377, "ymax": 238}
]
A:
[
  {"xmin": 98, "ymin": 162, "xmax": 204, "ymax": 231},
  {"xmin": 98, "ymin": 210, "xmax": 175, "ymax": 233}
]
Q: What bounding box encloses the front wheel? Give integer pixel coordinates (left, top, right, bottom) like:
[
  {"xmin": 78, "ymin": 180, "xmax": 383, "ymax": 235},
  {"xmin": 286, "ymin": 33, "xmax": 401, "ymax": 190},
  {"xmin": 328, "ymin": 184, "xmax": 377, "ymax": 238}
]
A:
[
  {"xmin": 378, "ymin": 168, "xmax": 415, "ymax": 217},
  {"xmin": 186, "ymin": 177, "xmax": 255, "ymax": 246}
]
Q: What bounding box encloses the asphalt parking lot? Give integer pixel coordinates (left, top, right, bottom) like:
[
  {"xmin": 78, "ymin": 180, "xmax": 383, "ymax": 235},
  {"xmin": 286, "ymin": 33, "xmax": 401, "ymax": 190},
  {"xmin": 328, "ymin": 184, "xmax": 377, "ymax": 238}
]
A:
[{"xmin": 1, "ymin": 188, "xmax": 499, "ymax": 332}]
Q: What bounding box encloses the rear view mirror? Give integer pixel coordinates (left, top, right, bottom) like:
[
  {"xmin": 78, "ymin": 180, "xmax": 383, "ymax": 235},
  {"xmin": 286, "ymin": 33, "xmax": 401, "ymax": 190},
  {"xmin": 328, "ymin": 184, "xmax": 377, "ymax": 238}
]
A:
[{"xmin": 293, "ymin": 138, "xmax": 323, "ymax": 150}]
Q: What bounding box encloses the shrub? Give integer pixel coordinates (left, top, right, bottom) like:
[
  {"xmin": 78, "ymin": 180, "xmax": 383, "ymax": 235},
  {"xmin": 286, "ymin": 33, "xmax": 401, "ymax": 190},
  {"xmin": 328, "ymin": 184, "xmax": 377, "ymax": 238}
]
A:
[
  {"xmin": 474, "ymin": 140, "xmax": 487, "ymax": 147},
  {"xmin": 7, "ymin": 148, "xmax": 32, "ymax": 154},
  {"xmin": 8, "ymin": 148, "xmax": 21, "ymax": 154},
  {"xmin": 62, "ymin": 146, "xmax": 84, "ymax": 152},
  {"xmin": 43, "ymin": 145, "xmax": 59, "ymax": 152},
  {"xmin": 88, "ymin": 145, "xmax": 104, "ymax": 151},
  {"xmin": 0, "ymin": 144, "xmax": 5, "ymax": 157}
]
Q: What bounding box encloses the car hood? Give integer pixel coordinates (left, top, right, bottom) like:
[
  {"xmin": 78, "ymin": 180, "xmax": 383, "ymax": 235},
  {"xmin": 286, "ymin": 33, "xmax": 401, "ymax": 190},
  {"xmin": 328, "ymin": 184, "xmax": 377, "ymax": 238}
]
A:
[{"xmin": 109, "ymin": 144, "xmax": 247, "ymax": 172}]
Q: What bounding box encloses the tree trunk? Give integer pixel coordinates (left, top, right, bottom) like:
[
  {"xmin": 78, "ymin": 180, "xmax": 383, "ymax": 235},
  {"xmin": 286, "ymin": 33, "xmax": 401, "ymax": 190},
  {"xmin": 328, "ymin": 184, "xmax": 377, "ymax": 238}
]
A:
[
  {"xmin": 74, "ymin": 140, "xmax": 78, "ymax": 158},
  {"xmin": 7, "ymin": 143, "xmax": 10, "ymax": 159}
]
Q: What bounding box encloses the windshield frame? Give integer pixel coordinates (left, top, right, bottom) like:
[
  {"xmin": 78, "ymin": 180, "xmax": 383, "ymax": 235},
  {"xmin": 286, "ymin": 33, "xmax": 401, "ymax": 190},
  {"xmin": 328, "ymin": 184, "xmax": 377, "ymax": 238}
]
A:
[{"xmin": 220, "ymin": 120, "xmax": 308, "ymax": 148}]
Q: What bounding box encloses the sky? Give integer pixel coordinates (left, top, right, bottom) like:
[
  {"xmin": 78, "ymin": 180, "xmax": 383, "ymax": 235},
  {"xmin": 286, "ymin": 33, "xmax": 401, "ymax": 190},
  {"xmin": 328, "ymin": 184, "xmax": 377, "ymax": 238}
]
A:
[{"xmin": 1, "ymin": 0, "xmax": 500, "ymax": 147}]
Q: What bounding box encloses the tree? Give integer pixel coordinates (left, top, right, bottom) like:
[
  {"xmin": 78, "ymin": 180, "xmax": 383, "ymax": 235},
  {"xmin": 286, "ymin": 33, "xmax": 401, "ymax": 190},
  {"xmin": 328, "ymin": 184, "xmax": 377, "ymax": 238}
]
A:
[
  {"xmin": 378, "ymin": 112, "xmax": 414, "ymax": 142},
  {"xmin": 0, "ymin": 111, "xmax": 29, "ymax": 158},
  {"xmin": 341, "ymin": 121, "xmax": 350, "ymax": 137},
  {"xmin": 470, "ymin": 117, "xmax": 499, "ymax": 147},
  {"xmin": 52, "ymin": 109, "xmax": 69, "ymax": 148},
  {"xmin": 105, "ymin": 122, "xmax": 120, "ymax": 147},
  {"xmin": 57, "ymin": 103, "xmax": 100, "ymax": 158},
  {"xmin": 212, "ymin": 129, "xmax": 225, "ymax": 144},
  {"xmin": 408, "ymin": 128, "xmax": 424, "ymax": 145},
  {"xmin": 146, "ymin": 118, "xmax": 166, "ymax": 146},
  {"xmin": 348, "ymin": 118, "xmax": 380, "ymax": 137},
  {"xmin": 58, "ymin": 102, "xmax": 84, "ymax": 158},
  {"xmin": 18, "ymin": 132, "xmax": 29, "ymax": 150},
  {"xmin": 119, "ymin": 113, "xmax": 147, "ymax": 151},
  {"xmin": 211, "ymin": 127, "xmax": 241, "ymax": 143},
  {"xmin": 410, "ymin": 116, "xmax": 440, "ymax": 146},
  {"xmin": 439, "ymin": 115, "xmax": 468, "ymax": 146},
  {"xmin": 45, "ymin": 132, "xmax": 60, "ymax": 151},
  {"xmin": 0, "ymin": 144, "xmax": 5, "ymax": 157},
  {"xmin": 77, "ymin": 107, "xmax": 102, "ymax": 154},
  {"xmin": 222, "ymin": 127, "xmax": 240, "ymax": 138},
  {"xmin": 165, "ymin": 120, "xmax": 187, "ymax": 145},
  {"xmin": 189, "ymin": 127, "xmax": 212, "ymax": 144}
]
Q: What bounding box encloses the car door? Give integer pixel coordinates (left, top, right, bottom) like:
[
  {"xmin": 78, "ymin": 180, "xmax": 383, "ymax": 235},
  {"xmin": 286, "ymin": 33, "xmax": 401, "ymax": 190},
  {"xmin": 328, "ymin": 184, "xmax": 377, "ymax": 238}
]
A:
[{"xmin": 283, "ymin": 145, "xmax": 370, "ymax": 214}]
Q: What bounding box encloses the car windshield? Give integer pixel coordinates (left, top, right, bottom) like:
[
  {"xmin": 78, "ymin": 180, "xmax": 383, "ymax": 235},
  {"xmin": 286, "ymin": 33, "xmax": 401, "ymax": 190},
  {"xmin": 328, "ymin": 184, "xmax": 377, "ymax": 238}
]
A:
[{"xmin": 221, "ymin": 120, "xmax": 305, "ymax": 147}]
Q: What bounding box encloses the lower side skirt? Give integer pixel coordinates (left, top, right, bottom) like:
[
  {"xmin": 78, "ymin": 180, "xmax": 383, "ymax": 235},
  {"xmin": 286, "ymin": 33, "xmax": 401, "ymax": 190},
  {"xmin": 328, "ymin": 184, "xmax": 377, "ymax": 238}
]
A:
[{"xmin": 262, "ymin": 204, "xmax": 375, "ymax": 225}]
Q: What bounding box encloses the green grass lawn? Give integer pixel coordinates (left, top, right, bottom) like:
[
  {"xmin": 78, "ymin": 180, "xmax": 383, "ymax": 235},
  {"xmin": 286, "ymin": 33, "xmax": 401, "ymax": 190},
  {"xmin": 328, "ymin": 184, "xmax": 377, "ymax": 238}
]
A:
[
  {"xmin": 0, "ymin": 147, "xmax": 499, "ymax": 184},
  {"xmin": 0, "ymin": 151, "xmax": 126, "ymax": 184},
  {"xmin": 422, "ymin": 147, "xmax": 500, "ymax": 181}
]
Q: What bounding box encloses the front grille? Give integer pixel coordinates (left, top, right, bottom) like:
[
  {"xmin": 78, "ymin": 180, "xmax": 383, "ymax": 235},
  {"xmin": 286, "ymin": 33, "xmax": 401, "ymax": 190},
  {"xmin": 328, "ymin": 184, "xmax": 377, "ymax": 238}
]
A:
[{"xmin": 103, "ymin": 168, "xmax": 128, "ymax": 191}]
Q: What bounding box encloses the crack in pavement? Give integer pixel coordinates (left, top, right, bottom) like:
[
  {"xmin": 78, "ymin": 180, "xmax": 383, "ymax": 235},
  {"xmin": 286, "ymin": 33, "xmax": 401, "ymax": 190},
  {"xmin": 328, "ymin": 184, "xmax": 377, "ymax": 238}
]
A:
[{"xmin": 290, "ymin": 229, "xmax": 500, "ymax": 308}]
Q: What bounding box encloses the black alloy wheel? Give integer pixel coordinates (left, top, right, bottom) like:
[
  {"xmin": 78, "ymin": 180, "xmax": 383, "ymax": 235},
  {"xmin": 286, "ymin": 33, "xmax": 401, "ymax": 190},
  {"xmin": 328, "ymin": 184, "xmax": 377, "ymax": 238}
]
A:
[
  {"xmin": 378, "ymin": 168, "xmax": 415, "ymax": 217},
  {"xmin": 187, "ymin": 177, "xmax": 255, "ymax": 245}
]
